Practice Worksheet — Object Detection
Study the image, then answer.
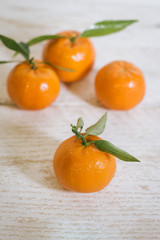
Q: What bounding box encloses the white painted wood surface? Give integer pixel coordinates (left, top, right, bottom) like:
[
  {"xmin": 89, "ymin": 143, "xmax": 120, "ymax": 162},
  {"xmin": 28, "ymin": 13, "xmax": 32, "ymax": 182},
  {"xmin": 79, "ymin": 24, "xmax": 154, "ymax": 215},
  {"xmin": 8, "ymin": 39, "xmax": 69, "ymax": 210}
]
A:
[{"xmin": 0, "ymin": 0, "xmax": 160, "ymax": 239}]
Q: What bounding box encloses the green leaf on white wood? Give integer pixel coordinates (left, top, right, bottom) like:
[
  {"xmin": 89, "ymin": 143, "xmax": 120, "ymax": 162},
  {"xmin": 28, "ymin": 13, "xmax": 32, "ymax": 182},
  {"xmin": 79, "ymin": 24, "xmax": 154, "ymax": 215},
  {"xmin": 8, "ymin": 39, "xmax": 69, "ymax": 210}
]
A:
[
  {"xmin": 27, "ymin": 35, "xmax": 67, "ymax": 46},
  {"xmin": 80, "ymin": 20, "xmax": 137, "ymax": 38},
  {"xmin": 94, "ymin": 140, "xmax": 140, "ymax": 162},
  {"xmin": 0, "ymin": 60, "xmax": 19, "ymax": 64},
  {"xmin": 86, "ymin": 113, "xmax": 107, "ymax": 136},
  {"xmin": 0, "ymin": 35, "xmax": 29, "ymax": 60}
]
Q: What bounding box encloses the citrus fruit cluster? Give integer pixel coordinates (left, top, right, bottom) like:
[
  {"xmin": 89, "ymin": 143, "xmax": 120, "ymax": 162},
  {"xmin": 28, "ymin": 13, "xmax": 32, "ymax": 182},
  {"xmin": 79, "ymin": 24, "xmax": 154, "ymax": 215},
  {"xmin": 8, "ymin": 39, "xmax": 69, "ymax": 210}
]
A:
[
  {"xmin": 0, "ymin": 19, "xmax": 145, "ymax": 110},
  {"xmin": 0, "ymin": 20, "xmax": 143, "ymax": 193}
]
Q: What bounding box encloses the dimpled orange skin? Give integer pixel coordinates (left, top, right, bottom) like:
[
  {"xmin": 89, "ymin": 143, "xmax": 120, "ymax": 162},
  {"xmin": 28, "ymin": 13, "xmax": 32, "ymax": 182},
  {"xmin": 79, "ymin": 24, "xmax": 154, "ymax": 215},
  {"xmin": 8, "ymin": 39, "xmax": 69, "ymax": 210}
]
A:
[
  {"xmin": 95, "ymin": 60, "xmax": 146, "ymax": 110},
  {"xmin": 42, "ymin": 31, "xmax": 95, "ymax": 83},
  {"xmin": 53, "ymin": 135, "xmax": 116, "ymax": 193},
  {"xmin": 7, "ymin": 61, "xmax": 60, "ymax": 110}
]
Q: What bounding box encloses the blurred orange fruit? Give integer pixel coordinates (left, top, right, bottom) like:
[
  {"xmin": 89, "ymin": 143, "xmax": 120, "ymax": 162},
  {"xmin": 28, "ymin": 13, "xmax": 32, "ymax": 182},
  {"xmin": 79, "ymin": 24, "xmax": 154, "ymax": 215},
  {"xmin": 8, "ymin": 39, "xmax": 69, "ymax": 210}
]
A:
[{"xmin": 95, "ymin": 60, "xmax": 145, "ymax": 110}]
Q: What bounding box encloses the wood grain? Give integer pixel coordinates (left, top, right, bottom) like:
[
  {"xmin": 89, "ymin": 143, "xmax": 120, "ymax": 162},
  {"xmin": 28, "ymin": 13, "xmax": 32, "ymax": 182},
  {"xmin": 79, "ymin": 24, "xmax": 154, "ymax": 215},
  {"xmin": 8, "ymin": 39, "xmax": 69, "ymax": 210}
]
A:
[{"xmin": 0, "ymin": 0, "xmax": 160, "ymax": 239}]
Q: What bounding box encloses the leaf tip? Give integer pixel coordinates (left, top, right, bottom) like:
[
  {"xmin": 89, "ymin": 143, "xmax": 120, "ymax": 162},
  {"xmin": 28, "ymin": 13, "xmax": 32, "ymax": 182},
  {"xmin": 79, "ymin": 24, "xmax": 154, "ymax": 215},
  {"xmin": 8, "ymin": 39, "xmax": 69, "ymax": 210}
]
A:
[
  {"xmin": 136, "ymin": 159, "xmax": 140, "ymax": 162},
  {"xmin": 129, "ymin": 19, "xmax": 138, "ymax": 24}
]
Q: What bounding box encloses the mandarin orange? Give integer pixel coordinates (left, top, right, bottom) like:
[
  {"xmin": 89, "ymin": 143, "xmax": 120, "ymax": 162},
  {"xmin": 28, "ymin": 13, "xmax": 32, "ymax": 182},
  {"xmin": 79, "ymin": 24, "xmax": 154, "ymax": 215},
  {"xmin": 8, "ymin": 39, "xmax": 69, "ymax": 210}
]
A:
[
  {"xmin": 95, "ymin": 60, "xmax": 145, "ymax": 110},
  {"xmin": 7, "ymin": 60, "xmax": 60, "ymax": 110},
  {"xmin": 53, "ymin": 134, "xmax": 116, "ymax": 193},
  {"xmin": 42, "ymin": 31, "xmax": 95, "ymax": 83}
]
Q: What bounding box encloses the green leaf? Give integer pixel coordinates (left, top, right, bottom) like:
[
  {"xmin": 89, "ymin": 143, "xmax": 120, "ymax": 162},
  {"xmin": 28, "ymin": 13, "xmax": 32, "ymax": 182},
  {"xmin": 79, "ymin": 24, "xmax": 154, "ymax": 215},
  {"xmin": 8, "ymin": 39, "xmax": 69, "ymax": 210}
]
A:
[
  {"xmin": 76, "ymin": 117, "xmax": 84, "ymax": 132},
  {"xmin": 86, "ymin": 113, "xmax": 107, "ymax": 136},
  {"xmin": 13, "ymin": 42, "xmax": 30, "ymax": 58},
  {"xmin": 0, "ymin": 60, "xmax": 19, "ymax": 64},
  {"xmin": 44, "ymin": 61, "xmax": 75, "ymax": 72},
  {"xmin": 19, "ymin": 42, "xmax": 30, "ymax": 58},
  {"xmin": 27, "ymin": 34, "xmax": 67, "ymax": 46},
  {"xmin": 94, "ymin": 140, "xmax": 140, "ymax": 162},
  {"xmin": 12, "ymin": 52, "xmax": 18, "ymax": 58},
  {"xmin": 0, "ymin": 34, "xmax": 29, "ymax": 60},
  {"xmin": 80, "ymin": 20, "xmax": 137, "ymax": 38}
]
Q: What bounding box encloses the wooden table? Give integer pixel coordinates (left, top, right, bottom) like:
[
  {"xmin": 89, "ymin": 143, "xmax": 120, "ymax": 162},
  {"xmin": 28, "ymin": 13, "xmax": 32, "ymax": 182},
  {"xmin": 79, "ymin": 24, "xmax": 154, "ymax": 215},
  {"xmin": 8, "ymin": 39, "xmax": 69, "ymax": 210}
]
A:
[{"xmin": 0, "ymin": 0, "xmax": 160, "ymax": 239}]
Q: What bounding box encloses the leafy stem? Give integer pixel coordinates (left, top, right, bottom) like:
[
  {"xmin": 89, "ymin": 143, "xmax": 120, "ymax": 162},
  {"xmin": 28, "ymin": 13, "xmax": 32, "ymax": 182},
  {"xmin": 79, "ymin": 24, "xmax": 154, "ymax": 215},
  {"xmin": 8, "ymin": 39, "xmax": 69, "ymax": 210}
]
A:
[
  {"xmin": 26, "ymin": 19, "xmax": 137, "ymax": 47},
  {"xmin": 71, "ymin": 125, "xmax": 89, "ymax": 146},
  {"xmin": 71, "ymin": 113, "xmax": 140, "ymax": 162},
  {"xmin": 26, "ymin": 34, "xmax": 68, "ymax": 46},
  {"xmin": 0, "ymin": 34, "xmax": 74, "ymax": 72},
  {"xmin": 43, "ymin": 61, "xmax": 75, "ymax": 72}
]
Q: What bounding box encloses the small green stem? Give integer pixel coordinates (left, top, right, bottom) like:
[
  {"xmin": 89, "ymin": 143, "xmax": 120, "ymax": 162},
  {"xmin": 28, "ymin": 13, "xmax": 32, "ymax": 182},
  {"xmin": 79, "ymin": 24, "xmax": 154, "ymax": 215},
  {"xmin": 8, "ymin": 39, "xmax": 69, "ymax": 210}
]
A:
[
  {"xmin": 69, "ymin": 34, "xmax": 77, "ymax": 44},
  {"xmin": 29, "ymin": 57, "xmax": 37, "ymax": 70},
  {"xmin": 71, "ymin": 125, "xmax": 89, "ymax": 146},
  {"xmin": 86, "ymin": 141, "xmax": 95, "ymax": 146},
  {"xmin": 84, "ymin": 133, "xmax": 89, "ymax": 138}
]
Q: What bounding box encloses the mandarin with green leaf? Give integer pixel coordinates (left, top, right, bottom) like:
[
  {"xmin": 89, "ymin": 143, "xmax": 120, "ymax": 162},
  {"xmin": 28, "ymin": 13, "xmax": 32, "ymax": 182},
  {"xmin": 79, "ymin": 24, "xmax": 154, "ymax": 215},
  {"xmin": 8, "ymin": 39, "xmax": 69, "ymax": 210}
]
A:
[
  {"xmin": 27, "ymin": 20, "xmax": 137, "ymax": 83},
  {"xmin": 53, "ymin": 113, "xmax": 140, "ymax": 193},
  {"xmin": 54, "ymin": 134, "xmax": 116, "ymax": 193},
  {"xmin": 0, "ymin": 34, "xmax": 70, "ymax": 110},
  {"xmin": 7, "ymin": 60, "xmax": 60, "ymax": 110},
  {"xmin": 42, "ymin": 31, "xmax": 95, "ymax": 83}
]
